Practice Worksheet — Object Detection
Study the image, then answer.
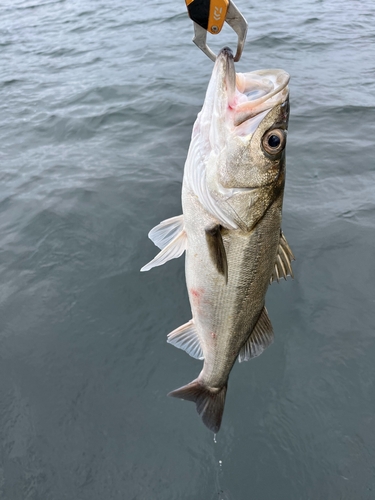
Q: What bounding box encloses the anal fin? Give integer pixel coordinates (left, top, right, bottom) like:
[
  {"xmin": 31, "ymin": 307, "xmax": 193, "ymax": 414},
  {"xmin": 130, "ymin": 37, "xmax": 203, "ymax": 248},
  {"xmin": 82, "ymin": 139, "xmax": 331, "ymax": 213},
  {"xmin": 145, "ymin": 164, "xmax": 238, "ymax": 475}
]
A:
[
  {"xmin": 238, "ymin": 307, "xmax": 274, "ymax": 362},
  {"xmin": 271, "ymin": 231, "xmax": 295, "ymax": 283},
  {"xmin": 205, "ymin": 225, "xmax": 228, "ymax": 283},
  {"xmin": 167, "ymin": 320, "xmax": 204, "ymax": 360}
]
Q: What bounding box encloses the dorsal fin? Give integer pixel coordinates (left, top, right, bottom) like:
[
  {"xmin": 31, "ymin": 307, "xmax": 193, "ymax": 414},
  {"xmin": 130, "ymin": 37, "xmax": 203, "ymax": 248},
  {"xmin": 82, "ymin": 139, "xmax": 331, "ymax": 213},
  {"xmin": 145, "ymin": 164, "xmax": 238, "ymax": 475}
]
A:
[
  {"xmin": 271, "ymin": 231, "xmax": 295, "ymax": 283},
  {"xmin": 238, "ymin": 307, "xmax": 274, "ymax": 362},
  {"xmin": 205, "ymin": 225, "xmax": 228, "ymax": 283},
  {"xmin": 167, "ymin": 320, "xmax": 204, "ymax": 360}
]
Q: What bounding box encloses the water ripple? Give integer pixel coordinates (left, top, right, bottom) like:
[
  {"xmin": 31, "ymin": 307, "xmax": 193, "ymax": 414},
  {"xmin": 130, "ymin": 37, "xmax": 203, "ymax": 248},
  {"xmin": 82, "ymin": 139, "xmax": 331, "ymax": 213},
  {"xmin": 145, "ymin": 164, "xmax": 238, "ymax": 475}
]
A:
[{"xmin": 0, "ymin": 0, "xmax": 374, "ymax": 498}]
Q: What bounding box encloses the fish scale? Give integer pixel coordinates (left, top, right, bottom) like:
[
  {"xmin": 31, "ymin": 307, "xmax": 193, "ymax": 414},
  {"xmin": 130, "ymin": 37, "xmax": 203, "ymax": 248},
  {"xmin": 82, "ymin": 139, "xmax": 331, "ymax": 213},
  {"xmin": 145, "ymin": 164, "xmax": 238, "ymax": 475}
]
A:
[{"xmin": 184, "ymin": 196, "xmax": 282, "ymax": 389}]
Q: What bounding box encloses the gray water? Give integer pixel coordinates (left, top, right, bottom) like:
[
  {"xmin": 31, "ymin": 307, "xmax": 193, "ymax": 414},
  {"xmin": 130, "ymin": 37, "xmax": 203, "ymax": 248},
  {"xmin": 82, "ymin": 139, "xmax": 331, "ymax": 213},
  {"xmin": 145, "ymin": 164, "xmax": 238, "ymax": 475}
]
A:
[{"xmin": 0, "ymin": 0, "xmax": 374, "ymax": 498}]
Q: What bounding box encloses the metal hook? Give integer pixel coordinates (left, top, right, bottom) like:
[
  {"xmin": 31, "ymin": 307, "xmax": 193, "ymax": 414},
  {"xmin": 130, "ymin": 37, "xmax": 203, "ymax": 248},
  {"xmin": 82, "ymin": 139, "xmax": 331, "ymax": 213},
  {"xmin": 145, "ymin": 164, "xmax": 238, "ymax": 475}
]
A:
[{"xmin": 191, "ymin": 1, "xmax": 248, "ymax": 62}]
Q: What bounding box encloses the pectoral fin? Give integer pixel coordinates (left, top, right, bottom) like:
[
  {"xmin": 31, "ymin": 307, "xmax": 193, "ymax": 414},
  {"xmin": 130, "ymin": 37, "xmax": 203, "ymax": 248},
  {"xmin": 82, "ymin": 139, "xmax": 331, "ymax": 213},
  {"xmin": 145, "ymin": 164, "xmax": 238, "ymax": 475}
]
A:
[
  {"xmin": 140, "ymin": 215, "xmax": 187, "ymax": 272},
  {"xmin": 141, "ymin": 229, "xmax": 187, "ymax": 272},
  {"xmin": 205, "ymin": 225, "xmax": 228, "ymax": 283},
  {"xmin": 238, "ymin": 307, "xmax": 274, "ymax": 362},
  {"xmin": 271, "ymin": 231, "xmax": 295, "ymax": 283},
  {"xmin": 148, "ymin": 215, "xmax": 184, "ymax": 249},
  {"xmin": 167, "ymin": 320, "xmax": 204, "ymax": 360}
]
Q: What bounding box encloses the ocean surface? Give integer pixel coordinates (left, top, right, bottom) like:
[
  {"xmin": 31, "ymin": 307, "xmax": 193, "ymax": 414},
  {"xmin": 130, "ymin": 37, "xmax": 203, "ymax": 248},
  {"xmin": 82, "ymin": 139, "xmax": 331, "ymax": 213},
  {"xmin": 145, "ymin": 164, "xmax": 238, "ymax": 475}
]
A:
[{"xmin": 0, "ymin": 0, "xmax": 374, "ymax": 498}]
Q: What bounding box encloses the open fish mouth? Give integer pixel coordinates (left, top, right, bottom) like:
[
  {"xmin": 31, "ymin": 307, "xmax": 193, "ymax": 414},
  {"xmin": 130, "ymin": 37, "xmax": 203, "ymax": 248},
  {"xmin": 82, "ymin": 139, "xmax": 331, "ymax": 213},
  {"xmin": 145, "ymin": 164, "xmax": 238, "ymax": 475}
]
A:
[{"xmin": 213, "ymin": 47, "xmax": 290, "ymax": 131}]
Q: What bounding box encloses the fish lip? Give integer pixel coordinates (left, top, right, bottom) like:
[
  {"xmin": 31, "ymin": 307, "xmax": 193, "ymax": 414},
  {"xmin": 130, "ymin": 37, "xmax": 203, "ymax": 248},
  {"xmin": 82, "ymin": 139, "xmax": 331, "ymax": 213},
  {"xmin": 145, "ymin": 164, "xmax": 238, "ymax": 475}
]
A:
[
  {"xmin": 233, "ymin": 69, "xmax": 290, "ymax": 127},
  {"xmin": 212, "ymin": 49, "xmax": 289, "ymax": 129},
  {"xmin": 216, "ymin": 46, "xmax": 236, "ymax": 100},
  {"xmin": 218, "ymin": 46, "xmax": 234, "ymax": 59}
]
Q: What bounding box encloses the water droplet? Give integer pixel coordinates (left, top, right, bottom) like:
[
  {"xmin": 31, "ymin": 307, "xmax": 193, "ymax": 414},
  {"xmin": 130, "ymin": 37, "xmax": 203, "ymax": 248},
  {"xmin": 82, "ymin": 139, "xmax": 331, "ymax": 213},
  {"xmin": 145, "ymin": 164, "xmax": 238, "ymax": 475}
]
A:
[{"xmin": 213, "ymin": 433, "xmax": 217, "ymax": 443}]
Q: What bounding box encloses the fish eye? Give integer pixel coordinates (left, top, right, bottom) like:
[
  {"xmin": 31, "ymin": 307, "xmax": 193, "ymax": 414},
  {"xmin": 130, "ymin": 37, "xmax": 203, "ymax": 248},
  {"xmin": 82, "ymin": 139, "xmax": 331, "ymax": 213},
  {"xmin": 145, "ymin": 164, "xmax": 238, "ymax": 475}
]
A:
[
  {"xmin": 262, "ymin": 129, "xmax": 286, "ymax": 155},
  {"xmin": 268, "ymin": 134, "xmax": 280, "ymax": 148}
]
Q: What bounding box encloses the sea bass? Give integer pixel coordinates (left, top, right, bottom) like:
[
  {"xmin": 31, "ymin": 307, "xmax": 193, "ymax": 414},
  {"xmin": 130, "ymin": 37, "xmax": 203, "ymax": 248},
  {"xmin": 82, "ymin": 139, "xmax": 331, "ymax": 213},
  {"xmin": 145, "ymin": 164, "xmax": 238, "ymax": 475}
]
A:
[{"xmin": 141, "ymin": 47, "xmax": 294, "ymax": 433}]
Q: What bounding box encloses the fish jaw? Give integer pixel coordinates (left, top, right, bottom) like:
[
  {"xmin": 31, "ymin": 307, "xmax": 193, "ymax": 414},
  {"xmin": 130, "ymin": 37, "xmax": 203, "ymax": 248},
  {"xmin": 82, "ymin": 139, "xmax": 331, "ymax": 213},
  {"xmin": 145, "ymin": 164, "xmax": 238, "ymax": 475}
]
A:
[{"xmin": 194, "ymin": 47, "xmax": 289, "ymax": 143}]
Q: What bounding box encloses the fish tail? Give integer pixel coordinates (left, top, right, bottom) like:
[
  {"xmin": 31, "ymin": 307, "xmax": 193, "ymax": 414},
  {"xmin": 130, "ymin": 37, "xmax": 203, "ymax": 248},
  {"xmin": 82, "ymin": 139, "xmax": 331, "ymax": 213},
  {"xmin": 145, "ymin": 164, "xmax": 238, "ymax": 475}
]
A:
[{"xmin": 168, "ymin": 379, "xmax": 227, "ymax": 433}]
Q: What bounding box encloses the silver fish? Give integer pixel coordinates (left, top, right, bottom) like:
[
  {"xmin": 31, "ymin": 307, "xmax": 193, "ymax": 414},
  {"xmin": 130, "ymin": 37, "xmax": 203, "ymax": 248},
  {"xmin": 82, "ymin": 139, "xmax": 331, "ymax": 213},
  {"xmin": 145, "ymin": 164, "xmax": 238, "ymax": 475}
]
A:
[{"xmin": 141, "ymin": 47, "xmax": 294, "ymax": 433}]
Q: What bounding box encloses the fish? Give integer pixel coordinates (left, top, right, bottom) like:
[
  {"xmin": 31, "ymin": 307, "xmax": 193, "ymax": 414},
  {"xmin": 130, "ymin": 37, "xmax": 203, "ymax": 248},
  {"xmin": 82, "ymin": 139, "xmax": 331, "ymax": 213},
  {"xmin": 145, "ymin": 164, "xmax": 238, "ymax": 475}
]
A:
[{"xmin": 141, "ymin": 47, "xmax": 294, "ymax": 433}]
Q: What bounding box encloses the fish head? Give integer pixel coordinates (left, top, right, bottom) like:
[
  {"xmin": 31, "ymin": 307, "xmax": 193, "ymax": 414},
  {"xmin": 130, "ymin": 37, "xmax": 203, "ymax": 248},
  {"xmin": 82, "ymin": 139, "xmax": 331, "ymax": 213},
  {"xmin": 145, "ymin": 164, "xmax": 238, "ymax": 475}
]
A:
[{"xmin": 191, "ymin": 47, "xmax": 290, "ymax": 230}]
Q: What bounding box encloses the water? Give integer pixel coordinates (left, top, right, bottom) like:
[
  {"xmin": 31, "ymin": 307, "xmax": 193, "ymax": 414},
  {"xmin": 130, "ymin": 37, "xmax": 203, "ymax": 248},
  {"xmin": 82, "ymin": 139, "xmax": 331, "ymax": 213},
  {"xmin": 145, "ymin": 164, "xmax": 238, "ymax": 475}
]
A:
[{"xmin": 0, "ymin": 0, "xmax": 374, "ymax": 498}]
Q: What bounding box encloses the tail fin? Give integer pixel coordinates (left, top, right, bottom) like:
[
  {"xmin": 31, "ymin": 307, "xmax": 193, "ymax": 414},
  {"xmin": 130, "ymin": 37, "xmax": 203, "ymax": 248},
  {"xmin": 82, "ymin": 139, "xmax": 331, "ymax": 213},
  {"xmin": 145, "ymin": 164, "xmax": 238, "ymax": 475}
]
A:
[{"xmin": 168, "ymin": 379, "xmax": 227, "ymax": 433}]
